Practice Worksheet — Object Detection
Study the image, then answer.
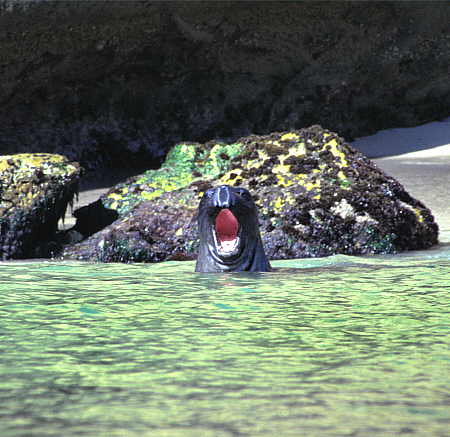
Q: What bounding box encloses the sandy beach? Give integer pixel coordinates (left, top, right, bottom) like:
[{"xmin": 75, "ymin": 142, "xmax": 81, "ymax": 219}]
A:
[
  {"xmin": 64, "ymin": 118, "xmax": 450, "ymax": 237},
  {"xmin": 353, "ymin": 117, "xmax": 450, "ymax": 233}
]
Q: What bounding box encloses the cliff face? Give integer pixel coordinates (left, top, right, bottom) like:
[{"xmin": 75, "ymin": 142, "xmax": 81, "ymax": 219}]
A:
[{"xmin": 1, "ymin": 1, "xmax": 449, "ymax": 174}]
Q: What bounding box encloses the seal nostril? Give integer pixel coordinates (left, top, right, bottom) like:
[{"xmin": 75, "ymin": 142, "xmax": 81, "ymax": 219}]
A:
[{"xmin": 214, "ymin": 185, "xmax": 232, "ymax": 208}]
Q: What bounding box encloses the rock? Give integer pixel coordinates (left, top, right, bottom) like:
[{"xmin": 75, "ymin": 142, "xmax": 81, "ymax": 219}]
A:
[
  {"xmin": 71, "ymin": 140, "xmax": 243, "ymax": 238},
  {"xmin": 0, "ymin": 2, "xmax": 449, "ymax": 174},
  {"xmin": 63, "ymin": 189, "xmax": 199, "ymax": 263},
  {"xmin": 0, "ymin": 153, "xmax": 82, "ymax": 260},
  {"xmin": 105, "ymin": 141, "xmax": 243, "ymax": 212},
  {"xmin": 63, "ymin": 126, "xmax": 438, "ymax": 262}
]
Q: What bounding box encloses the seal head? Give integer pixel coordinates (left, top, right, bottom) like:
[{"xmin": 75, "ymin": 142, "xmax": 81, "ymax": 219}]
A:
[{"xmin": 195, "ymin": 185, "xmax": 271, "ymax": 272}]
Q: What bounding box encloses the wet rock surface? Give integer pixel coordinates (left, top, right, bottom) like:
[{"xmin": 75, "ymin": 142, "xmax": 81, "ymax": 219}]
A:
[
  {"xmin": 1, "ymin": 1, "xmax": 449, "ymax": 175},
  {"xmin": 0, "ymin": 154, "xmax": 82, "ymax": 260},
  {"xmin": 63, "ymin": 126, "xmax": 438, "ymax": 263}
]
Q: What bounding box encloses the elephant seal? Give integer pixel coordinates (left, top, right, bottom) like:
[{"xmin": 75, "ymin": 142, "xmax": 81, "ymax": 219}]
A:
[{"xmin": 195, "ymin": 185, "xmax": 271, "ymax": 272}]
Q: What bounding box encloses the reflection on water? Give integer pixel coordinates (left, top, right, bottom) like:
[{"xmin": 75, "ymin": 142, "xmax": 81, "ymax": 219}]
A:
[{"xmin": 0, "ymin": 244, "xmax": 449, "ymax": 436}]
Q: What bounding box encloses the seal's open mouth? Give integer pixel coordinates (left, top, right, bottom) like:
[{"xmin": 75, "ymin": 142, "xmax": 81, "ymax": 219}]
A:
[{"xmin": 214, "ymin": 208, "xmax": 240, "ymax": 256}]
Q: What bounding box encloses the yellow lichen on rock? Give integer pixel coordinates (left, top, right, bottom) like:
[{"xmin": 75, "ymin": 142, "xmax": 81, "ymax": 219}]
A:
[
  {"xmin": 0, "ymin": 153, "xmax": 81, "ymax": 209},
  {"xmin": 257, "ymin": 149, "xmax": 270, "ymax": 161},
  {"xmin": 1, "ymin": 153, "xmax": 82, "ymax": 259},
  {"xmin": 414, "ymin": 208, "xmax": 425, "ymax": 223},
  {"xmin": 276, "ymin": 174, "xmax": 293, "ymax": 187},
  {"xmin": 280, "ymin": 133, "xmax": 300, "ymax": 141},
  {"xmin": 304, "ymin": 179, "xmax": 321, "ymax": 200},
  {"xmin": 272, "ymin": 161, "xmax": 291, "ymax": 175},
  {"xmin": 108, "ymin": 192, "xmax": 123, "ymax": 201},
  {"xmin": 273, "ymin": 196, "xmax": 284, "ymax": 213},
  {"xmin": 320, "ymin": 137, "xmax": 351, "ymax": 188},
  {"xmin": 220, "ymin": 168, "xmax": 243, "ymax": 185},
  {"xmin": 337, "ymin": 170, "xmax": 348, "ymax": 182},
  {"xmin": 288, "ymin": 144, "xmax": 306, "ymax": 156},
  {"xmin": 267, "ymin": 190, "xmax": 296, "ymax": 214},
  {"xmin": 0, "ymin": 153, "xmax": 78, "ymax": 176},
  {"xmin": 0, "ymin": 153, "xmax": 67, "ymax": 165},
  {"xmin": 324, "ymin": 138, "xmax": 348, "ymax": 167},
  {"xmin": 246, "ymin": 159, "xmax": 264, "ymax": 170}
]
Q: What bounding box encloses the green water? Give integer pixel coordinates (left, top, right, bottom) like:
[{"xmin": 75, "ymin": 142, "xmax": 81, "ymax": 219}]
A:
[{"xmin": 1, "ymin": 241, "xmax": 449, "ymax": 437}]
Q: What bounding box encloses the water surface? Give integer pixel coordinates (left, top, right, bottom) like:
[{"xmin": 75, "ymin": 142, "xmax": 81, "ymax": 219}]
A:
[{"xmin": 1, "ymin": 238, "xmax": 449, "ymax": 437}]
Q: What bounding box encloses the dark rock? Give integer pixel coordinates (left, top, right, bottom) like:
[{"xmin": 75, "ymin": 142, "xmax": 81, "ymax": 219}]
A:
[
  {"xmin": 0, "ymin": 153, "xmax": 82, "ymax": 260},
  {"xmin": 63, "ymin": 126, "xmax": 438, "ymax": 263},
  {"xmin": 0, "ymin": 1, "xmax": 449, "ymax": 175},
  {"xmin": 64, "ymin": 189, "xmax": 200, "ymax": 263}
]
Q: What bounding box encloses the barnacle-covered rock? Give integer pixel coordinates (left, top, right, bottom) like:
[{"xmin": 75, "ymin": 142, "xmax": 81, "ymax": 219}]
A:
[
  {"xmin": 64, "ymin": 126, "xmax": 438, "ymax": 262},
  {"xmin": 0, "ymin": 153, "xmax": 82, "ymax": 260},
  {"xmin": 218, "ymin": 127, "xmax": 438, "ymax": 258}
]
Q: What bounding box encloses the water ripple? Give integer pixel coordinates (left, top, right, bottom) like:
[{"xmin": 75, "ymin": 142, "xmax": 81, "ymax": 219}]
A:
[{"xmin": 0, "ymin": 251, "xmax": 449, "ymax": 436}]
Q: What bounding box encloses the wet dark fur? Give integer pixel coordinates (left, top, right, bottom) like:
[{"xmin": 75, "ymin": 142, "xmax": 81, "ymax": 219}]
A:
[{"xmin": 195, "ymin": 185, "xmax": 271, "ymax": 272}]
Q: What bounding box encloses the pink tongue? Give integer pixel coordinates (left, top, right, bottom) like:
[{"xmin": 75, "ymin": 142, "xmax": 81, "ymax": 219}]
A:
[{"xmin": 215, "ymin": 209, "xmax": 239, "ymax": 242}]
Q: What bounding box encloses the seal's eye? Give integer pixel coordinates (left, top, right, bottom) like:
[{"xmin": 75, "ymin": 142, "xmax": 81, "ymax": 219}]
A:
[
  {"xmin": 204, "ymin": 189, "xmax": 214, "ymax": 198},
  {"xmin": 237, "ymin": 189, "xmax": 251, "ymax": 200}
]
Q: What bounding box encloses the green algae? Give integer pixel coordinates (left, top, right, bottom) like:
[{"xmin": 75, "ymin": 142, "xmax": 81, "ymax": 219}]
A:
[{"xmin": 102, "ymin": 142, "xmax": 243, "ymax": 216}]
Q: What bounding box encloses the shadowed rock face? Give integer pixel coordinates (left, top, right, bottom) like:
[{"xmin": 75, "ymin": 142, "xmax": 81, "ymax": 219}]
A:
[
  {"xmin": 0, "ymin": 153, "xmax": 82, "ymax": 259},
  {"xmin": 1, "ymin": 1, "xmax": 449, "ymax": 175},
  {"xmin": 62, "ymin": 126, "xmax": 439, "ymax": 263}
]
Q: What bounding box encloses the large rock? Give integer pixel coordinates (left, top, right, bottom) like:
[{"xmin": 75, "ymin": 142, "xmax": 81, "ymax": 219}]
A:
[
  {"xmin": 63, "ymin": 126, "xmax": 438, "ymax": 262},
  {"xmin": 70, "ymin": 139, "xmax": 243, "ymax": 239},
  {"xmin": 0, "ymin": 2, "xmax": 449, "ymax": 175},
  {"xmin": 0, "ymin": 153, "xmax": 82, "ymax": 259}
]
